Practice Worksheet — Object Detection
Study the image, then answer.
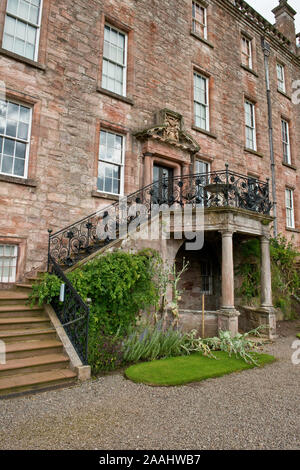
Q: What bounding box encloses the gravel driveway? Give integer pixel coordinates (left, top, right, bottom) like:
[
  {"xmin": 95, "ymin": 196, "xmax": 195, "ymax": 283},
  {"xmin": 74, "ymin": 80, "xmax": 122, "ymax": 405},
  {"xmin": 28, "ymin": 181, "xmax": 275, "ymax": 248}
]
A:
[{"xmin": 0, "ymin": 332, "xmax": 299, "ymax": 450}]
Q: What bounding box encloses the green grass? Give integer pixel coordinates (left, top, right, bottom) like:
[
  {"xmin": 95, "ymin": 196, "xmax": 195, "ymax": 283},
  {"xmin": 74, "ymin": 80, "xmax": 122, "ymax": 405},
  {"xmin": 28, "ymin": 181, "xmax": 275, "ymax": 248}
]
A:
[
  {"xmin": 297, "ymin": 333, "xmax": 300, "ymax": 339},
  {"xmin": 125, "ymin": 351, "xmax": 276, "ymax": 386}
]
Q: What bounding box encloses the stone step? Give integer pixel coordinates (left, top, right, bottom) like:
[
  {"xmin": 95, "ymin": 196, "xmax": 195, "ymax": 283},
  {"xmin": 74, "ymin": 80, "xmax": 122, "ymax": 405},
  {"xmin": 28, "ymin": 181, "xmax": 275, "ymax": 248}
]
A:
[
  {"xmin": 15, "ymin": 283, "xmax": 34, "ymax": 292},
  {"xmin": 0, "ymin": 369, "xmax": 77, "ymax": 397},
  {"xmin": 0, "ymin": 328, "xmax": 56, "ymax": 343},
  {"xmin": 0, "ymin": 354, "xmax": 70, "ymax": 377},
  {"xmin": 0, "ymin": 304, "xmax": 45, "ymax": 318},
  {"xmin": 0, "ymin": 316, "xmax": 51, "ymax": 331},
  {"xmin": 5, "ymin": 339, "xmax": 63, "ymax": 360},
  {"xmin": 0, "ymin": 292, "xmax": 30, "ymax": 306}
]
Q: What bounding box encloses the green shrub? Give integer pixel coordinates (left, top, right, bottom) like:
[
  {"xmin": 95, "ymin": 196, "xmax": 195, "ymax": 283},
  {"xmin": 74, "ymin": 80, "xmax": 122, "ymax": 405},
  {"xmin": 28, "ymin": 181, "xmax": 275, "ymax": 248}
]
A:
[
  {"xmin": 29, "ymin": 273, "xmax": 61, "ymax": 307},
  {"xmin": 88, "ymin": 326, "xmax": 124, "ymax": 374}
]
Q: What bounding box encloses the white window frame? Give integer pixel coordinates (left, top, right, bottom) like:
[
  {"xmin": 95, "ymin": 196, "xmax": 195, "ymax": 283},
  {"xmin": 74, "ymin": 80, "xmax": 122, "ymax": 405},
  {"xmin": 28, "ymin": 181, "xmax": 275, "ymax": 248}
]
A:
[
  {"xmin": 285, "ymin": 188, "xmax": 295, "ymax": 229},
  {"xmin": 195, "ymin": 159, "xmax": 210, "ymax": 175},
  {"xmin": 245, "ymin": 100, "xmax": 257, "ymax": 151},
  {"xmin": 281, "ymin": 119, "xmax": 291, "ymax": 165},
  {"xmin": 0, "ymin": 98, "xmax": 32, "ymax": 179},
  {"xmin": 102, "ymin": 24, "xmax": 128, "ymax": 97},
  {"xmin": 97, "ymin": 130, "xmax": 125, "ymax": 196},
  {"xmin": 277, "ymin": 63, "xmax": 286, "ymax": 93},
  {"xmin": 3, "ymin": 0, "xmax": 43, "ymax": 62},
  {"xmin": 241, "ymin": 36, "xmax": 253, "ymax": 69},
  {"xmin": 192, "ymin": 1, "xmax": 207, "ymax": 40},
  {"xmin": 0, "ymin": 244, "xmax": 18, "ymax": 283},
  {"xmin": 194, "ymin": 72, "xmax": 209, "ymax": 131}
]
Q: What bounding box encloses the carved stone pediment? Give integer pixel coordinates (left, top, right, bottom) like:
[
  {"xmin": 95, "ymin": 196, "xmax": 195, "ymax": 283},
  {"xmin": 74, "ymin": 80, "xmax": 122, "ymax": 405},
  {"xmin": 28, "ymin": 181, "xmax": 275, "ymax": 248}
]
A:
[{"xmin": 135, "ymin": 109, "xmax": 200, "ymax": 154}]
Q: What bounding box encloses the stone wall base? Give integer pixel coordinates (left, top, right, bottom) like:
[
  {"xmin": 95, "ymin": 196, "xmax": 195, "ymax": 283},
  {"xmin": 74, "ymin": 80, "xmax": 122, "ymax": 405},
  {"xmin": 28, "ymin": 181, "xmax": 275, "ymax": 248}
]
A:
[
  {"xmin": 238, "ymin": 306, "xmax": 277, "ymax": 339},
  {"xmin": 217, "ymin": 309, "xmax": 240, "ymax": 336}
]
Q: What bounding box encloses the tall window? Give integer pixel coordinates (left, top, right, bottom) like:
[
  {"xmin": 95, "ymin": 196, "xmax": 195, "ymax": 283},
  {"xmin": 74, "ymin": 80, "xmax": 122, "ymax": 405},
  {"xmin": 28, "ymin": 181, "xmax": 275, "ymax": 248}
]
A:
[
  {"xmin": 0, "ymin": 99, "xmax": 32, "ymax": 178},
  {"xmin": 192, "ymin": 1, "xmax": 207, "ymax": 39},
  {"xmin": 277, "ymin": 63, "xmax": 286, "ymax": 93},
  {"xmin": 102, "ymin": 24, "xmax": 127, "ymax": 96},
  {"xmin": 285, "ymin": 188, "xmax": 295, "ymax": 229},
  {"xmin": 245, "ymin": 100, "xmax": 256, "ymax": 151},
  {"xmin": 241, "ymin": 36, "xmax": 252, "ymax": 69},
  {"xmin": 98, "ymin": 130, "xmax": 125, "ymax": 195},
  {"xmin": 0, "ymin": 245, "xmax": 18, "ymax": 283},
  {"xmin": 195, "ymin": 159, "xmax": 210, "ymax": 175},
  {"xmin": 2, "ymin": 0, "xmax": 43, "ymax": 61},
  {"xmin": 200, "ymin": 261, "xmax": 212, "ymax": 294},
  {"xmin": 194, "ymin": 73, "xmax": 209, "ymax": 131},
  {"xmin": 281, "ymin": 119, "xmax": 291, "ymax": 165}
]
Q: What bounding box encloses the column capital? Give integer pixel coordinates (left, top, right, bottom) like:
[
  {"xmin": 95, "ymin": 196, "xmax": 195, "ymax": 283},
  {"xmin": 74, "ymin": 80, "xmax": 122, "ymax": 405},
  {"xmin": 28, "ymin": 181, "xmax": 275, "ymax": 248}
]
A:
[
  {"xmin": 260, "ymin": 235, "xmax": 270, "ymax": 244},
  {"xmin": 143, "ymin": 152, "xmax": 154, "ymax": 158},
  {"xmin": 219, "ymin": 229, "xmax": 235, "ymax": 237}
]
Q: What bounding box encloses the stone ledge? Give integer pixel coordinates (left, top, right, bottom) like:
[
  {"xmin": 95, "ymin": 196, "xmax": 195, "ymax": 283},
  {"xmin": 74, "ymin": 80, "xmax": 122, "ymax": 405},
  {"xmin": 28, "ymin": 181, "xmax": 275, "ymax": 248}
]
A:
[
  {"xmin": 0, "ymin": 174, "xmax": 37, "ymax": 187},
  {"xmin": 277, "ymin": 89, "xmax": 291, "ymax": 100},
  {"xmin": 91, "ymin": 190, "xmax": 120, "ymax": 201},
  {"xmin": 192, "ymin": 126, "xmax": 217, "ymax": 139},
  {"xmin": 282, "ymin": 161, "xmax": 297, "ymax": 170},
  {"xmin": 244, "ymin": 147, "xmax": 264, "ymax": 158},
  {"xmin": 240, "ymin": 64, "xmax": 259, "ymax": 77},
  {"xmin": 96, "ymin": 87, "xmax": 134, "ymax": 105},
  {"xmin": 0, "ymin": 47, "xmax": 46, "ymax": 71},
  {"xmin": 190, "ymin": 31, "xmax": 214, "ymax": 48}
]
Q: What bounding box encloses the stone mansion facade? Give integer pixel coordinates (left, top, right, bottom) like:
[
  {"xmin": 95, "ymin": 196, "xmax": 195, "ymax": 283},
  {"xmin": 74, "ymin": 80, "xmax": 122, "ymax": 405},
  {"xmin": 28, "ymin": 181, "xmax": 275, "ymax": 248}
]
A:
[{"xmin": 0, "ymin": 0, "xmax": 299, "ymax": 303}]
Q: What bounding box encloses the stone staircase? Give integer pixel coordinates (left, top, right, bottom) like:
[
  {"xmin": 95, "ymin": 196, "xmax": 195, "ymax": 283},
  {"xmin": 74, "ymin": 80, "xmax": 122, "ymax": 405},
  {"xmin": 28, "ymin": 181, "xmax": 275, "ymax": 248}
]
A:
[{"xmin": 0, "ymin": 285, "xmax": 77, "ymax": 398}]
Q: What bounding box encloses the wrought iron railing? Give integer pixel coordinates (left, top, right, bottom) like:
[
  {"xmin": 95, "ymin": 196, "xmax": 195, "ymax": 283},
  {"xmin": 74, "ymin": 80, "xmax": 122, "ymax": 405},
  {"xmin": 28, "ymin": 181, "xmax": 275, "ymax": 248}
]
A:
[
  {"xmin": 48, "ymin": 254, "xmax": 90, "ymax": 364},
  {"xmin": 48, "ymin": 165, "xmax": 272, "ymax": 268}
]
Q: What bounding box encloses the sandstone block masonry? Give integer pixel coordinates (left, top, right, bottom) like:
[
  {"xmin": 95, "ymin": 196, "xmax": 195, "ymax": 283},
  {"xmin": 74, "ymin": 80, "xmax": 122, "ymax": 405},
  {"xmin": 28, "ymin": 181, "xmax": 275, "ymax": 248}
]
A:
[{"xmin": 0, "ymin": 0, "xmax": 299, "ymax": 280}]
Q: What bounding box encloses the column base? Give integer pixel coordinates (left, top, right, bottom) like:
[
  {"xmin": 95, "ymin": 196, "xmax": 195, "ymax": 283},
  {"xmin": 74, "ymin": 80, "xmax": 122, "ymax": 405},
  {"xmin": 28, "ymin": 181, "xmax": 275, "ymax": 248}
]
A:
[{"xmin": 217, "ymin": 308, "xmax": 240, "ymax": 336}]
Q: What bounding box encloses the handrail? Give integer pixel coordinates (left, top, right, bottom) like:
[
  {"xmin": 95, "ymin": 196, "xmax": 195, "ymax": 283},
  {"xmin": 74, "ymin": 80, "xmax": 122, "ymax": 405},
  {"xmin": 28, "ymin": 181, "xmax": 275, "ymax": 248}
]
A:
[
  {"xmin": 48, "ymin": 165, "xmax": 272, "ymax": 268},
  {"xmin": 48, "ymin": 254, "xmax": 90, "ymax": 364}
]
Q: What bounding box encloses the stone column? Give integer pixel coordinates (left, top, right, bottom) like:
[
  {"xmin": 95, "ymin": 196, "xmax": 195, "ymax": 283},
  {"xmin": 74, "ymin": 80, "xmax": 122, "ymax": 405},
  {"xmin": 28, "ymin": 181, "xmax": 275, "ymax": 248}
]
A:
[
  {"xmin": 221, "ymin": 230, "xmax": 235, "ymax": 309},
  {"xmin": 260, "ymin": 236, "xmax": 272, "ymax": 307},
  {"xmin": 259, "ymin": 235, "xmax": 276, "ymax": 340},
  {"xmin": 143, "ymin": 152, "xmax": 153, "ymax": 187},
  {"xmin": 218, "ymin": 230, "xmax": 239, "ymax": 336}
]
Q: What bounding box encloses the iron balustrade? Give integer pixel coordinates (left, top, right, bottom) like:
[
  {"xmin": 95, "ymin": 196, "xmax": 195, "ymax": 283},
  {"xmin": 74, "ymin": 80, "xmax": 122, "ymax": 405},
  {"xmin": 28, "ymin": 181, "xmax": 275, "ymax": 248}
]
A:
[
  {"xmin": 48, "ymin": 165, "xmax": 272, "ymax": 269},
  {"xmin": 48, "ymin": 254, "xmax": 90, "ymax": 364}
]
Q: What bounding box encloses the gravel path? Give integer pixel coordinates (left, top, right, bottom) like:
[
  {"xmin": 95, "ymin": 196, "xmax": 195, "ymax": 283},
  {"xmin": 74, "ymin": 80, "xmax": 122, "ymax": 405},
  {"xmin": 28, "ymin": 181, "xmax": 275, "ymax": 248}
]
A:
[{"xmin": 0, "ymin": 334, "xmax": 299, "ymax": 450}]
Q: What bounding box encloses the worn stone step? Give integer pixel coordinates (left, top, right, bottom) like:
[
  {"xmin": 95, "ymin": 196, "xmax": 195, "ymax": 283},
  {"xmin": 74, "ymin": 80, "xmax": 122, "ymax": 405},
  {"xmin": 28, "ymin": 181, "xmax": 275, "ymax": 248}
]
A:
[
  {"xmin": 0, "ymin": 369, "xmax": 77, "ymax": 397},
  {"xmin": 0, "ymin": 328, "xmax": 56, "ymax": 343},
  {"xmin": 0, "ymin": 291, "xmax": 30, "ymax": 306},
  {"xmin": 0, "ymin": 304, "xmax": 45, "ymax": 318},
  {"xmin": 0, "ymin": 316, "xmax": 51, "ymax": 331},
  {"xmin": 15, "ymin": 283, "xmax": 34, "ymax": 293},
  {"xmin": 0, "ymin": 354, "xmax": 70, "ymax": 377},
  {"xmin": 5, "ymin": 339, "xmax": 63, "ymax": 360}
]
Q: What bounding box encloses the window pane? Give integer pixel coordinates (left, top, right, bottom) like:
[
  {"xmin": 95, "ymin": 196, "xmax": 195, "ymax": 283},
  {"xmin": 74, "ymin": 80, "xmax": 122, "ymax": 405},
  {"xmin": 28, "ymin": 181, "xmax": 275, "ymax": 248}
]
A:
[
  {"xmin": 2, "ymin": 155, "xmax": 14, "ymax": 174},
  {"xmin": 14, "ymin": 157, "xmax": 25, "ymax": 176},
  {"xmin": 3, "ymin": 138, "xmax": 15, "ymax": 156}
]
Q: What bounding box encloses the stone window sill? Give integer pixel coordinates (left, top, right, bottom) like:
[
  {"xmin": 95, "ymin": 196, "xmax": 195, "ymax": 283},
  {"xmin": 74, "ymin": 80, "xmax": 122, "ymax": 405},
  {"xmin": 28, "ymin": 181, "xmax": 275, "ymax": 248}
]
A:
[
  {"xmin": 0, "ymin": 47, "xmax": 46, "ymax": 71},
  {"xmin": 0, "ymin": 174, "xmax": 37, "ymax": 187},
  {"xmin": 277, "ymin": 89, "xmax": 291, "ymax": 100},
  {"xmin": 282, "ymin": 161, "xmax": 297, "ymax": 170},
  {"xmin": 190, "ymin": 31, "xmax": 214, "ymax": 49},
  {"xmin": 244, "ymin": 148, "xmax": 263, "ymax": 158},
  {"xmin": 286, "ymin": 227, "xmax": 300, "ymax": 233},
  {"xmin": 91, "ymin": 190, "xmax": 120, "ymax": 201},
  {"xmin": 96, "ymin": 87, "xmax": 134, "ymax": 105},
  {"xmin": 192, "ymin": 126, "xmax": 217, "ymax": 139},
  {"xmin": 240, "ymin": 64, "xmax": 258, "ymax": 77}
]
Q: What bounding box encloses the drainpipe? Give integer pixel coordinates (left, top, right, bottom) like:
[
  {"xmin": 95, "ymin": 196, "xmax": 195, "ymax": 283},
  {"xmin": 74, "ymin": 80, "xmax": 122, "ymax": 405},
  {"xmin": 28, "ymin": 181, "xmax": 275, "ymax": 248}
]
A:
[{"xmin": 261, "ymin": 37, "xmax": 277, "ymax": 237}]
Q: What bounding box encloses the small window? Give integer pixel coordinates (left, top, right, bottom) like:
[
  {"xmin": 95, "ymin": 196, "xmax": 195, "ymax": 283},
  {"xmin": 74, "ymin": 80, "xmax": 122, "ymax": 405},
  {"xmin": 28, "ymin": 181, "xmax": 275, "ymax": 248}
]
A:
[
  {"xmin": 244, "ymin": 100, "xmax": 256, "ymax": 151},
  {"xmin": 285, "ymin": 188, "xmax": 295, "ymax": 229},
  {"xmin": 194, "ymin": 73, "xmax": 209, "ymax": 131},
  {"xmin": 102, "ymin": 24, "xmax": 127, "ymax": 97},
  {"xmin": 277, "ymin": 64, "xmax": 286, "ymax": 93},
  {"xmin": 241, "ymin": 36, "xmax": 252, "ymax": 69},
  {"xmin": 192, "ymin": 1, "xmax": 207, "ymax": 39},
  {"xmin": 195, "ymin": 159, "xmax": 210, "ymax": 175},
  {"xmin": 195, "ymin": 160, "xmax": 210, "ymax": 206},
  {"xmin": 200, "ymin": 261, "xmax": 212, "ymax": 294},
  {"xmin": 97, "ymin": 130, "xmax": 125, "ymax": 195},
  {"xmin": 281, "ymin": 119, "xmax": 291, "ymax": 165},
  {"xmin": 0, "ymin": 245, "xmax": 18, "ymax": 283},
  {"xmin": 0, "ymin": 99, "xmax": 32, "ymax": 178},
  {"xmin": 2, "ymin": 0, "xmax": 43, "ymax": 61}
]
